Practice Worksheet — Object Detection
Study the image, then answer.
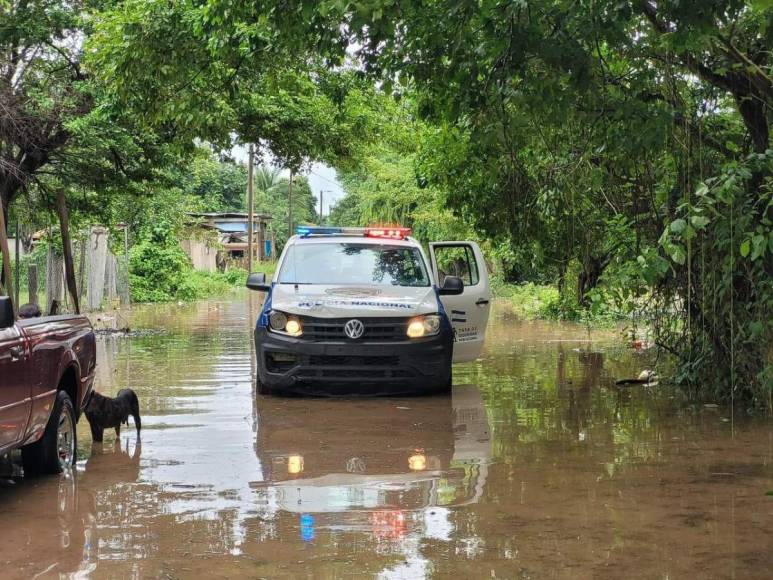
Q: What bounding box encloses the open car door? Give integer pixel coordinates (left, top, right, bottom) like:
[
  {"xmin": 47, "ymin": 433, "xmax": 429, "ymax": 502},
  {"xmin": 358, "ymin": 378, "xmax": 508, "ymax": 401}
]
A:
[{"xmin": 429, "ymin": 241, "xmax": 492, "ymax": 363}]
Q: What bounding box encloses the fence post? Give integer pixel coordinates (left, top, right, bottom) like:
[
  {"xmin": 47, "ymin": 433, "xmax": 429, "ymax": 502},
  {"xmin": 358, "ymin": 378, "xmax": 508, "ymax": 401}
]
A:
[
  {"xmin": 28, "ymin": 263, "xmax": 38, "ymax": 305},
  {"xmin": 45, "ymin": 246, "xmax": 64, "ymax": 315}
]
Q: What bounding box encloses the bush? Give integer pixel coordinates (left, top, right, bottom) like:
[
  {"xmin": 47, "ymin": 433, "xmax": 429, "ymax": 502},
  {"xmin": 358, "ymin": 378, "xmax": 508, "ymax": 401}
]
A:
[
  {"xmin": 128, "ymin": 224, "xmax": 265, "ymax": 303},
  {"xmin": 129, "ymin": 225, "xmax": 192, "ymax": 302}
]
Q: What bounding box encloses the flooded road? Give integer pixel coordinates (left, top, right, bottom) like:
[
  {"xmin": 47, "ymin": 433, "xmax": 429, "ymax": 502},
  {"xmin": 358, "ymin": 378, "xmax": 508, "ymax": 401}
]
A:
[{"xmin": 1, "ymin": 292, "xmax": 771, "ymax": 579}]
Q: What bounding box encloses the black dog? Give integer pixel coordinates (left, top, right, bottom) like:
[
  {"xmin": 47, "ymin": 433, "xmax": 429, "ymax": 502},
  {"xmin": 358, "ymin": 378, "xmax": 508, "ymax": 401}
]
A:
[{"xmin": 85, "ymin": 389, "xmax": 141, "ymax": 442}]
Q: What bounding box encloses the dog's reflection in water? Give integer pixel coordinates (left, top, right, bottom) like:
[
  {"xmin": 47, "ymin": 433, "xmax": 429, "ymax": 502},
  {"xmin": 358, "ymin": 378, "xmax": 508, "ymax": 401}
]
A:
[{"xmin": 86, "ymin": 437, "xmax": 142, "ymax": 483}]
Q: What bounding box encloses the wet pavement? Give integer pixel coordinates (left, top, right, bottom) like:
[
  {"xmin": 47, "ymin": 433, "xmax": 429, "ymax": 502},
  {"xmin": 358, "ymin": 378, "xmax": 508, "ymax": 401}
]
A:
[{"xmin": 1, "ymin": 292, "xmax": 771, "ymax": 579}]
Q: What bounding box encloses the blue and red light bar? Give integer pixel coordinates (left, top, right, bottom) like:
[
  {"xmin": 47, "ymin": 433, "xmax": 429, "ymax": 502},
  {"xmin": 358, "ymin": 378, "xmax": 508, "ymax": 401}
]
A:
[
  {"xmin": 295, "ymin": 226, "xmax": 412, "ymax": 239},
  {"xmin": 365, "ymin": 227, "xmax": 412, "ymax": 239}
]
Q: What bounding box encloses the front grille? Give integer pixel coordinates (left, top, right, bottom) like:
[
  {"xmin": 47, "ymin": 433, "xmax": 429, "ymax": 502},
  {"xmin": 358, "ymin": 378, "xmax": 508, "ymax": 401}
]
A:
[
  {"xmin": 309, "ymin": 355, "xmax": 400, "ymax": 366},
  {"xmin": 302, "ymin": 316, "xmax": 410, "ymax": 341},
  {"xmin": 297, "ymin": 353, "xmax": 418, "ymax": 381}
]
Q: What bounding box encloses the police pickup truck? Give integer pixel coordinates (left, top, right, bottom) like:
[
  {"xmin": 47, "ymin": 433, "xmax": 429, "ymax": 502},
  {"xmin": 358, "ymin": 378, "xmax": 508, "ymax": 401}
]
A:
[{"xmin": 246, "ymin": 227, "xmax": 491, "ymax": 396}]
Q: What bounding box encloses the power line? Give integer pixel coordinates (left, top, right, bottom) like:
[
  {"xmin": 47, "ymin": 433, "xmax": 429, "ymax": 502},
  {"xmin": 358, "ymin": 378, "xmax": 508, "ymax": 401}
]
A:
[{"xmin": 308, "ymin": 169, "xmax": 342, "ymax": 189}]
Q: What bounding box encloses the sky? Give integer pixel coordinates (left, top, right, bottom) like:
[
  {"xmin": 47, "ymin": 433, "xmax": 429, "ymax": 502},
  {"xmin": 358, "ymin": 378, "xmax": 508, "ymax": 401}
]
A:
[{"xmin": 230, "ymin": 144, "xmax": 346, "ymax": 218}]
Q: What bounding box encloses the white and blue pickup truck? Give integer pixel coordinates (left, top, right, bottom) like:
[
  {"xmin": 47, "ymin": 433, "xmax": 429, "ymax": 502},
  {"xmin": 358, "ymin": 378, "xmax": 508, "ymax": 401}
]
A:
[{"xmin": 246, "ymin": 227, "xmax": 491, "ymax": 396}]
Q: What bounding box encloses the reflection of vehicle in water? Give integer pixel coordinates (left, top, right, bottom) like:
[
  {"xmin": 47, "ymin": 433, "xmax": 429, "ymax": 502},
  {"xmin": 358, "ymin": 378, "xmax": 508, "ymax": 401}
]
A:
[{"xmin": 252, "ymin": 386, "xmax": 491, "ymax": 541}]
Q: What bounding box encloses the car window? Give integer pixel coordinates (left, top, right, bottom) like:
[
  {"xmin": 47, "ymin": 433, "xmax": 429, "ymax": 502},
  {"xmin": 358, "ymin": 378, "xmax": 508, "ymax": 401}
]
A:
[
  {"xmin": 434, "ymin": 245, "xmax": 479, "ymax": 286},
  {"xmin": 278, "ymin": 243, "xmax": 430, "ymax": 287}
]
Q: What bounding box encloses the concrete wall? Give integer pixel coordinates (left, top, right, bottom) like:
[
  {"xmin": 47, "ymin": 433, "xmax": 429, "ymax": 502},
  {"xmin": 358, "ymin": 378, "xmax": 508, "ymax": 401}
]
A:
[
  {"xmin": 6, "ymin": 239, "xmax": 26, "ymax": 259},
  {"xmin": 181, "ymin": 238, "xmax": 217, "ymax": 272}
]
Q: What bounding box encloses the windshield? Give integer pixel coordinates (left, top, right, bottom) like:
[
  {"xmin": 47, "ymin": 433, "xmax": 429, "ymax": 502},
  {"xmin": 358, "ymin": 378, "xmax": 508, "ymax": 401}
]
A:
[{"xmin": 278, "ymin": 243, "xmax": 430, "ymax": 287}]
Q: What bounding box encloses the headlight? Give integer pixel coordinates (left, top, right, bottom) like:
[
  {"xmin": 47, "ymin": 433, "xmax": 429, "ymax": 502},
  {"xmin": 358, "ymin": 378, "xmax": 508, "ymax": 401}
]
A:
[
  {"xmin": 406, "ymin": 315, "xmax": 442, "ymax": 338},
  {"xmin": 268, "ymin": 310, "xmax": 303, "ymax": 337}
]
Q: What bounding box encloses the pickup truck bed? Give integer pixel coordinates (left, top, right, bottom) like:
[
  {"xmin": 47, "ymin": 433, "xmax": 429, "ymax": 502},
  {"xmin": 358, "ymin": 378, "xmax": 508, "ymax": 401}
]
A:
[{"xmin": 0, "ymin": 297, "xmax": 96, "ymax": 474}]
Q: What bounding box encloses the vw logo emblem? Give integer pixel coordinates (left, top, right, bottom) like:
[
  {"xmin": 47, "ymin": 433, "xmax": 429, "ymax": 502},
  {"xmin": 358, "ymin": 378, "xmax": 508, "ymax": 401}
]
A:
[{"xmin": 344, "ymin": 319, "xmax": 365, "ymax": 339}]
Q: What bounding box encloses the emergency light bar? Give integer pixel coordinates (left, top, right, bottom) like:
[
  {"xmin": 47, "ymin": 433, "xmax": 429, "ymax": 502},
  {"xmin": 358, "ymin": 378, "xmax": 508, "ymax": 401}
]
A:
[{"xmin": 295, "ymin": 226, "xmax": 412, "ymax": 239}]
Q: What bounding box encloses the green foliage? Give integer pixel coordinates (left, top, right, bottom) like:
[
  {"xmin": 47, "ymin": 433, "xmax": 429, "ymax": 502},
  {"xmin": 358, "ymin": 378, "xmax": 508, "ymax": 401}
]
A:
[
  {"xmin": 490, "ymin": 280, "xmax": 560, "ymax": 320},
  {"xmin": 331, "ymin": 94, "xmax": 474, "ymax": 243},
  {"xmin": 659, "ymin": 155, "xmax": 771, "ymax": 405},
  {"xmin": 184, "ymin": 151, "xmax": 248, "ymax": 212},
  {"xmin": 88, "ymin": 2, "xmax": 376, "ymax": 169},
  {"xmin": 322, "ymin": 0, "xmax": 771, "ymax": 408},
  {"xmin": 128, "ymin": 224, "xmax": 250, "ymax": 303},
  {"xmin": 7, "ymin": 0, "xmax": 771, "ymax": 409},
  {"xmin": 129, "ymin": 224, "xmax": 193, "ymax": 302},
  {"xmin": 254, "ymin": 171, "xmax": 317, "ymax": 247}
]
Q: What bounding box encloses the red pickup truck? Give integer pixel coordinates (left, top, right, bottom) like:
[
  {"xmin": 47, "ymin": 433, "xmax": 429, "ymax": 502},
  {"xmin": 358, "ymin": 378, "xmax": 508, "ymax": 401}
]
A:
[{"xmin": 0, "ymin": 296, "xmax": 96, "ymax": 475}]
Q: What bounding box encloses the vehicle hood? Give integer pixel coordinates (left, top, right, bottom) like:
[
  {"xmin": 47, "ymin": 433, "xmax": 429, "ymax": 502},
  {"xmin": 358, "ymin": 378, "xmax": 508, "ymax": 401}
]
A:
[{"xmin": 270, "ymin": 284, "xmax": 438, "ymax": 318}]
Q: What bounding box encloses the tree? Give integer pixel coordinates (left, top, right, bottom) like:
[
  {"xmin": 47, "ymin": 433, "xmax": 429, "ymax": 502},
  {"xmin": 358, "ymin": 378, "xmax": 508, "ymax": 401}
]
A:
[
  {"xmin": 0, "ymin": 0, "xmax": 188, "ymax": 311},
  {"xmin": 256, "ymin": 173, "xmax": 317, "ymax": 246},
  {"xmin": 234, "ymin": 0, "xmax": 771, "ymax": 404},
  {"xmin": 341, "ymin": 0, "xmax": 772, "ymax": 405},
  {"xmin": 88, "ymin": 2, "xmax": 377, "ymax": 171},
  {"xmin": 184, "ymin": 150, "xmax": 248, "ymax": 212}
]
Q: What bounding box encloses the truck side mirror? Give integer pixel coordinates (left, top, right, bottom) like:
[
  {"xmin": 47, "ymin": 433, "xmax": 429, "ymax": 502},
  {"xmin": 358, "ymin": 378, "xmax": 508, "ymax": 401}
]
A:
[
  {"xmin": 246, "ymin": 272, "xmax": 271, "ymax": 292},
  {"xmin": 0, "ymin": 296, "xmax": 13, "ymax": 329},
  {"xmin": 439, "ymin": 275, "xmax": 464, "ymax": 295}
]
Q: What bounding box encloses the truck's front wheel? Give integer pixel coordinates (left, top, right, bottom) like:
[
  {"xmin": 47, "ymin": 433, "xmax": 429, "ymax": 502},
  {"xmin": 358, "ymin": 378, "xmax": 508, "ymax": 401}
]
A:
[{"xmin": 22, "ymin": 391, "xmax": 77, "ymax": 476}]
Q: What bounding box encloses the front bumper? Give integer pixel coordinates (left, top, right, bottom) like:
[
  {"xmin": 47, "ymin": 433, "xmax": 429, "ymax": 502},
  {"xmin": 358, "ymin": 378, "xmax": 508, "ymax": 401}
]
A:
[{"xmin": 254, "ymin": 326, "xmax": 453, "ymax": 396}]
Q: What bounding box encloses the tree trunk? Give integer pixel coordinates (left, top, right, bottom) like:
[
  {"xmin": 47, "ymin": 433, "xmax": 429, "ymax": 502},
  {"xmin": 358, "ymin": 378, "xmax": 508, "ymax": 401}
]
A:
[
  {"xmin": 736, "ymin": 95, "xmax": 770, "ymax": 154},
  {"xmin": 577, "ymin": 255, "xmax": 606, "ymax": 307},
  {"xmin": 0, "ymin": 197, "xmax": 14, "ymax": 314},
  {"xmin": 56, "ymin": 190, "xmax": 80, "ymax": 314}
]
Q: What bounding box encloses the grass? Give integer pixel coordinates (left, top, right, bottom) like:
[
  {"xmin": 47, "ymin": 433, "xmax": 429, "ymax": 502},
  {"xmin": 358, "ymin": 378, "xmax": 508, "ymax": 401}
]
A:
[
  {"xmin": 491, "ymin": 276, "xmax": 625, "ymax": 324},
  {"xmin": 491, "ymin": 279, "xmax": 560, "ymax": 318},
  {"xmin": 248, "ymin": 261, "xmax": 277, "ymax": 277},
  {"xmin": 176, "ymin": 262, "xmax": 277, "ymax": 301}
]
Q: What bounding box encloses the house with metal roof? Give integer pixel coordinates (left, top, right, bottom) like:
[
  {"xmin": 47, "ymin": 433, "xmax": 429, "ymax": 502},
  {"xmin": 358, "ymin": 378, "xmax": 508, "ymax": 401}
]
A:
[{"xmin": 184, "ymin": 212, "xmax": 275, "ymax": 271}]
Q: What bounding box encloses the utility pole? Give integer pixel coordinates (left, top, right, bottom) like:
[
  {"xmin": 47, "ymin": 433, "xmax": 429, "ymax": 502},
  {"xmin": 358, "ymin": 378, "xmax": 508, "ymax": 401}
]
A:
[
  {"xmin": 247, "ymin": 144, "xmax": 254, "ymax": 272},
  {"xmin": 319, "ymin": 190, "xmax": 331, "ymax": 225},
  {"xmin": 288, "ymin": 170, "xmax": 294, "ymax": 237}
]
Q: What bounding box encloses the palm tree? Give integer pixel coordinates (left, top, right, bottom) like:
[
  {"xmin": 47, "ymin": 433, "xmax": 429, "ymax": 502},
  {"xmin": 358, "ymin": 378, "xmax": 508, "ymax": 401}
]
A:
[{"xmin": 254, "ymin": 166, "xmax": 284, "ymax": 197}]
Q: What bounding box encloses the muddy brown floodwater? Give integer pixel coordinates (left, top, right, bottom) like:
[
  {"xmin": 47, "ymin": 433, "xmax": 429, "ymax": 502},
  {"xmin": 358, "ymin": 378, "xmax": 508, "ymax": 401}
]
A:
[{"xmin": 1, "ymin": 292, "xmax": 771, "ymax": 579}]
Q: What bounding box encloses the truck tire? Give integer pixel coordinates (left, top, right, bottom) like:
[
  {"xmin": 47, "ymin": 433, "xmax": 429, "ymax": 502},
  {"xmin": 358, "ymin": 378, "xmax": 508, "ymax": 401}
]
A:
[
  {"xmin": 22, "ymin": 390, "xmax": 77, "ymax": 476},
  {"xmin": 256, "ymin": 377, "xmax": 271, "ymax": 396},
  {"xmin": 435, "ymin": 369, "xmax": 453, "ymax": 395}
]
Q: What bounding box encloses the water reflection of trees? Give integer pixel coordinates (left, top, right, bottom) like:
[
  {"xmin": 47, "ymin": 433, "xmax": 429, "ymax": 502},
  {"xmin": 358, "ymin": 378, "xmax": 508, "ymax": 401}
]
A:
[{"xmin": 459, "ymin": 332, "xmax": 672, "ymax": 467}]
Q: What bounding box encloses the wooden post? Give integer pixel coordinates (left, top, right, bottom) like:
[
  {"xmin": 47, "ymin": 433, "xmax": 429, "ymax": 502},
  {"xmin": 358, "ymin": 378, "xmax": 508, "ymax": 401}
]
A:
[
  {"xmin": 247, "ymin": 144, "xmax": 255, "ymax": 272},
  {"xmin": 257, "ymin": 220, "xmax": 264, "ymax": 262},
  {"xmin": 56, "ymin": 190, "xmax": 80, "ymax": 314},
  {"xmin": 0, "ymin": 198, "xmax": 14, "ymax": 314},
  {"xmin": 28, "ymin": 263, "xmax": 38, "ymax": 305}
]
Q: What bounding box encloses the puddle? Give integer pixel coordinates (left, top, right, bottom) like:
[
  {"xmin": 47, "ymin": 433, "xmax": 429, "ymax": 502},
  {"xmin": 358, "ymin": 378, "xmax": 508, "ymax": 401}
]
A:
[{"xmin": 0, "ymin": 292, "xmax": 770, "ymax": 578}]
